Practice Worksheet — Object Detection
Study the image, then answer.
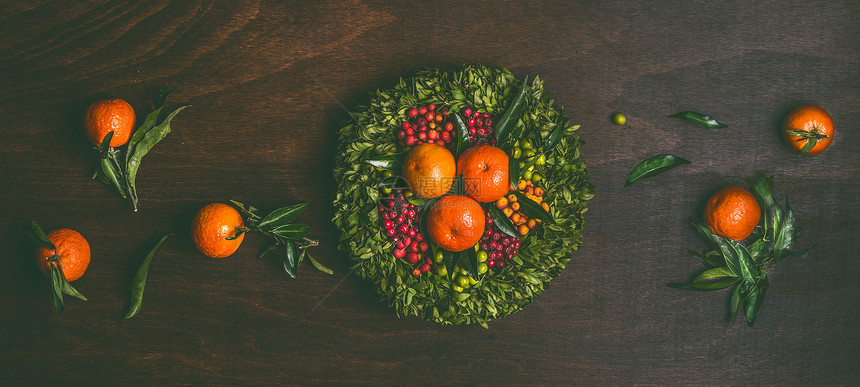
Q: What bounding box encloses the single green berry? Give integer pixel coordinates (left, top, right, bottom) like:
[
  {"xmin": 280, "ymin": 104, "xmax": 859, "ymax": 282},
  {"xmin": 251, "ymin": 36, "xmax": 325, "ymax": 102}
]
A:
[
  {"xmin": 477, "ymin": 250, "xmax": 488, "ymax": 262},
  {"xmin": 522, "ymin": 170, "xmax": 533, "ymax": 181},
  {"xmin": 612, "ymin": 113, "xmax": 626, "ymax": 125}
]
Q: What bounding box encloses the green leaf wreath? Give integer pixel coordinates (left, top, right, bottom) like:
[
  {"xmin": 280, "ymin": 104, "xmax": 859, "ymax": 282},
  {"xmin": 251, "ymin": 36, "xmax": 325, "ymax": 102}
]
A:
[{"xmin": 332, "ymin": 65, "xmax": 594, "ymax": 327}]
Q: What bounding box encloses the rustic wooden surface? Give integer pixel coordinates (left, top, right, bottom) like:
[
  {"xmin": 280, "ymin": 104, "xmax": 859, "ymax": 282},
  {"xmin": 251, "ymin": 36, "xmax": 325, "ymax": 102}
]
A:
[{"xmin": 1, "ymin": 1, "xmax": 858, "ymax": 385}]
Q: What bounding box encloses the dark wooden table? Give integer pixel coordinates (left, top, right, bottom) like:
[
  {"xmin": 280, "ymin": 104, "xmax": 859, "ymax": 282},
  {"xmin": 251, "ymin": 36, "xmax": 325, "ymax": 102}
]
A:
[{"xmin": 2, "ymin": 1, "xmax": 858, "ymax": 385}]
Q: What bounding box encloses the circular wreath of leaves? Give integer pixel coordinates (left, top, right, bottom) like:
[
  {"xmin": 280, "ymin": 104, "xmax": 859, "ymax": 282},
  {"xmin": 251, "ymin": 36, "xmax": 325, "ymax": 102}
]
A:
[{"xmin": 332, "ymin": 65, "xmax": 594, "ymax": 327}]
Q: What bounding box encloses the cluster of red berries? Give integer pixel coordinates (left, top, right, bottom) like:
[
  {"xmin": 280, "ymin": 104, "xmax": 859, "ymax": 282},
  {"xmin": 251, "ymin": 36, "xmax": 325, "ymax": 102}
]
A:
[
  {"xmin": 463, "ymin": 107, "xmax": 495, "ymax": 145},
  {"xmin": 396, "ymin": 104, "xmax": 454, "ymax": 148},
  {"xmin": 379, "ymin": 189, "xmax": 432, "ymax": 275},
  {"xmin": 479, "ymin": 208, "xmax": 520, "ymax": 269}
]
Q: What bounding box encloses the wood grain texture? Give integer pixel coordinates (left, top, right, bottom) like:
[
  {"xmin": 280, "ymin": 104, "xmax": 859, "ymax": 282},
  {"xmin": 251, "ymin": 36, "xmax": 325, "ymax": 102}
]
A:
[{"xmin": 1, "ymin": 1, "xmax": 858, "ymax": 384}]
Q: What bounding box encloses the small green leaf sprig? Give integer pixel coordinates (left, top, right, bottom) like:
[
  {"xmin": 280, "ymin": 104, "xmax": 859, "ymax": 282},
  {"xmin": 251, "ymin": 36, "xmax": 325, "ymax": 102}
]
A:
[
  {"xmin": 22, "ymin": 221, "xmax": 87, "ymax": 314},
  {"xmin": 230, "ymin": 201, "xmax": 332, "ymax": 278},
  {"xmin": 668, "ymin": 173, "xmax": 809, "ymax": 326},
  {"xmin": 91, "ymin": 88, "xmax": 189, "ymax": 212},
  {"xmin": 125, "ymin": 233, "xmax": 173, "ymax": 319}
]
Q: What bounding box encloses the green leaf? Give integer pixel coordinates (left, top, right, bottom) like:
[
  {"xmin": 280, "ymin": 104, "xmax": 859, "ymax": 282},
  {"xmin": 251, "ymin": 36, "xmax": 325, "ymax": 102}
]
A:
[
  {"xmin": 711, "ymin": 234, "xmax": 742, "ymax": 277},
  {"xmin": 687, "ymin": 250, "xmax": 722, "ymax": 268},
  {"xmin": 283, "ymin": 240, "xmax": 299, "ymax": 278},
  {"xmin": 125, "ymin": 233, "xmax": 173, "ymax": 319},
  {"xmin": 512, "ymin": 191, "xmax": 553, "ymax": 223},
  {"xmin": 743, "ymin": 276, "xmax": 769, "ymax": 326},
  {"xmin": 224, "ymin": 227, "xmax": 245, "ymax": 241},
  {"xmin": 126, "ymin": 105, "xmax": 189, "ymax": 209},
  {"xmin": 258, "ymin": 243, "xmax": 278, "ymax": 259},
  {"xmin": 364, "ymin": 153, "xmax": 405, "ymax": 171},
  {"xmin": 772, "ymin": 200, "xmax": 797, "ymax": 263},
  {"xmin": 797, "ymin": 138, "xmax": 817, "ymax": 156},
  {"xmin": 543, "ymin": 120, "xmax": 566, "ymax": 152},
  {"xmin": 488, "ymin": 205, "xmax": 519, "ymax": 237},
  {"xmin": 100, "ymin": 157, "xmax": 127, "ymax": 198},
  {"xmin": 50, "ymin": 264, "xmax": 65, "ymax": 314},
  {"xmin": 460, "ymin": 247, "xmax": 480, "ymax": 280},
  {"xmin": 443, "ymin": 250, "xmax": 458, "ymax": 281},
  {"xmin": 727, "ymin": 239, "xmax": 757, "ymax": 284},
  {"xmin": 97, "ymin": 130, "xmax": 114, "ymax": 154},
  {"xmin": 23, "ymin": 220, "xmax": 56, "ymax": 250},
  {"xmin": 494, "ymin": 76, "xmax": 528, "ymax": 151},
  {"xmin": 305, "ymin": 250, "xmax": 333, "ymax": 275},
  {"xmin": 625, "ymin": 154, "xmax": 690, "ymax": 187},
  {"xmin": 747, "ymin": 238, "xmax": 768, "ymax": 262},
  {"xmin": 270, "ymin": 224, "xmax": 311, "ymax": 240},
  {"xmin": 667, "ymin": 277, "xmax": 741, "ymax": 291},
  {"xmin": 258, "ymin": 203, "xmax": 309, "ymax": 231},
  {"xmin": 452, "ymin": 113, "xmax": 471, "ymax": 157},
  {"xmin": 126, "ymin": 88, "xmax": 176, "ymax": 165},
  {"xmin": 729, "ymin": 283, "xmax": 741, "ymax": 324},
  {"xmin": 693, "ymin": 266, "xmax": 737, "ymax": 283},
  {"xmin": 508, "ymin": 154, "xmax": 520, "ymax": 187},
  {"xmin": 668, "ymin": 111, "xmax": 727, "ymax": 129}
]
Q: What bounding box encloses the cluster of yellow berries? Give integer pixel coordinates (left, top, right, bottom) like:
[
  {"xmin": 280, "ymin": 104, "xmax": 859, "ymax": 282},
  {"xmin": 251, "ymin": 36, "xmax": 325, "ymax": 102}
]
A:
[{"xmin": 495, "ymin": 180, "xmax": 550, "ymax": 236}]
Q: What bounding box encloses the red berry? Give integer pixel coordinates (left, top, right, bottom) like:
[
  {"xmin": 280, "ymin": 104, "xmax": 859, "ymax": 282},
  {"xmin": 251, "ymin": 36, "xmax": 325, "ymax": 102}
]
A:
[
  {"xmin": 418, "ymin": 132, "xmax": 427, "ymax": 140},
  {"xmin": 427, "ymin": 130, "xmax": 438, "ymax": 140},
  {"xmin": 419, "ymin": 242, "xmax": 429, "ymax": 252},
  {"xmin": 435, "ymin": 140, "xmax": 445, "ymax": 146},
  {"xmin": 393, "ymin": 248, "xmax": 406, "ymax": 258},
  {"xmin": 469, "ymin": 127, "xmax": 477, "ymax": 135},
  {"xmin": 408, "ymin": 108, "xmax": 419, "ymax": 118},
  {"xmin": 425, "ymin": 112, "xmax": 434, "ymax": 121},
  {"xmin": 488, "ymin": 259, "xmax": 496, "ymax": 268},
  {"xmin": 402, "ymin": 236, "xmax": 411, "ymax": 246},
  {"xmin": 405, "ymin": 136, "xmax": 416, "ymax": 146},
  {"xmin": 486, "ymin": 217, "xmax": 493, "ymax": 225},
  {"xmin": 396, "ymin": 241, "xmax": 406, "ymax": 249},
  {"xmin": 464, "ymin": 108, "xmax": 472, "ymax": 117},
  {"xmin": 407, "ymin": 252, "xmax": 420, "ymax": 264},
  {"xmin": 412, "ymin": 268, "xmax": 422, "ymax": 276},
  {"xmin": 399, "ymin": 224, "xmax": 409, "ymax": 234},
  {"xmin": 468, "ymin": 118, "xmax": 476, "ymax": 126},
  {"xmin": 477, "ymin": 128, "xmax": 486, "ymax": 136},
  {"xmin": 406, "ymin": 127, "xmax": 414, "ymax": 136},
  {"xmin": 419, "ymin": 263, "xmax": 431, "ymax": 273},
  {"xmin": 402, "ymin": 121, "xmax": 411, "ymax": 130},
  {"xmin": 415, "ymin": 233, "xmax": 424, "ymax": 242},
  {"xmin": 435, "ymin": 114, "xmax": 443, "ymax": 123},
  {"xmin": 444, "ymin": 122, "xmax": 454, "ymax": 131},
  {"xmin": 485, "ymin": 118, "xmax": 493, "ymax": 126},
  {"xmin": 419, "ymin": 107, "xmax": 428, "ymax": 115},
  {"xmin": 396, "ymin": 215, "xmax": 405, "ymax": 224},
  {"xmin": 428, "ymin": 104, "xmax": 436, "ymax": 111},
  {"xmin": 440, "ymin": 131, "xmax": 451, "ymax": 142},
  {"xmin": 384, "ymin": 220, "xmax": 394, "ymax": 230},
  {"xmin": 408, "ymin": 229, "xmax": 417, "ymax": 238},
  {"xmin": 410, "ymin": 241, "xmax": 420, "ymax": 252},
  {"xmin": 387, "ymin": 228, "xmax": 396, "ymax": 237}
]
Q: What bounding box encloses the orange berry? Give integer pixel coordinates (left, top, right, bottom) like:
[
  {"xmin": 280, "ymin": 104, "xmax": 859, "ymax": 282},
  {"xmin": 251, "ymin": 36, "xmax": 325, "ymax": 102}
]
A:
[
  {"xmin": 518, "ymin": 224, "xmax": 529, "ymax": 236},
  {"xmin": 503, "ymin": 207, "xmax": 514, "ymax": 217},
  {"xmin": 191, "ymin": 203, "xmax": 245, "ymax": 258},
  {"xmin": 510, "ymin": 202, "xmax": 520, "ymax": 211},
  {"xmin": 704, "ymin": 186, "xmax": 761, "ymax": 241},
  {"xmin": 507, "ymin": 193, "xmax": 517, "ymax": 203},
  {"xmin": 510, "ymin": 213, "xmax": 522, "ymax": 224},
  {"xmin": 84, "ymin": 99, "xmax": 136, "ymax": 147},
  {"xmin": 527, "ymin": 219, "xmax": 536, "ymax": 229},
  {"xmin": 525, "ymin": 186, "xmax": 534, "ymax": 195},
  {"xmin": 495, "ymin": 197, "xmax": 508, "ymax": 209},
  {"xmin": 35, "ymin": 229, "xmax": 91, "ymax": 282},
  {"xmin": 541, "ymin": 202, "xmax": 550, "ymax": 212},
  {"xmin": 535, "ymin": 187, "xmax": 543, "ymax": 197},
  {"xmin": 517, "ymin": 180, "xmax": 527, "ymax": 190}
]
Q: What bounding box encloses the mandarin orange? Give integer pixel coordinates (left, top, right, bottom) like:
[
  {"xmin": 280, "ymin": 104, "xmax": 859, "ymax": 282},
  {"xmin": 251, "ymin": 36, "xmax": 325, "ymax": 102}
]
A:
[
  {"xmin": 782, "ymin": 104, "xmax": 834, "ymax": 156},
  {"xmin": 426, "ymin": 195, "xmax": 485, "ymax": 252},
  {"xmin": 456, "ymin": 144, "xmax": 509, "ymax": 203},
  {"xmin": 704, "ymin": 186, "xmax": 761, "ymax": 241},
  {"xmin": 84, "ymin": 99, "xmax": 136, "ymax": 147},
  {"xmin": 35, "ymin": 228, "xmax": 91, "ymax": 282},
  {"xmin": 191, "ymin": 203, "xmax": 245, "ymax": 258},
  {"xmin": 402, "ymin": 143, "xmax": 456, "ymax": 199}
]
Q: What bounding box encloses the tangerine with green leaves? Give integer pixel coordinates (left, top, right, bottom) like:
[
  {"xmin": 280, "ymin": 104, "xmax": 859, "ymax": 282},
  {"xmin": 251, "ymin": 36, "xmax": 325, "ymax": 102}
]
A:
[
  {"xmin": 35, "ymin": 228, "xmax": 91, "ymax": 282},
  {"xmin": 402, "ymin": 143, "xmax": 456, "ymax": 199},
  {"xmin": 191, "ymin": 203, "xmax": 245, "ymax": 258},
  {"xmin": 704, "ymin": 186, "xmax": 761, "ymax": 241},
  {"xmin": 456, "ymin": 144, "xmax": 510, "ymax": 203},
  {"xmin": 426, "ymin": 194, "xmax": 485, "ymax": 252},
  {"xmin": 84, "ymin": 99, "xmax": 136, "ymax": 147},
  {"xmin": 782, "ymin": 104, "xmax": 834, "ymax": 156}
]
